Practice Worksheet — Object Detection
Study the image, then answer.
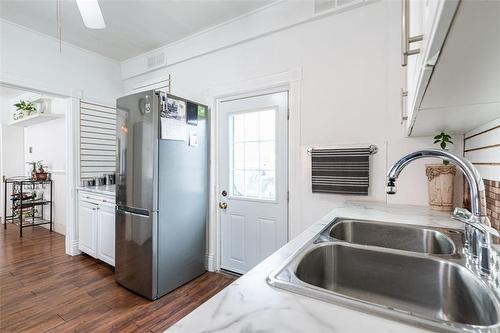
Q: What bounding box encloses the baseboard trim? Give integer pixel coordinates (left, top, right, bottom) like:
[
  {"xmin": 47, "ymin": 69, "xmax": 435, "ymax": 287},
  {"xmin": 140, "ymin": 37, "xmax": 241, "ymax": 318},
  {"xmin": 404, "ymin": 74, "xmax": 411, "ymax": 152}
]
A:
[
  {"xmin": 206, "ymin": 253, "xmax": 216, "ymax": 272},
  {"xmin": 41, "ymin": 222, "xmax": 65, "ymax": 235},
  {"xmin": 67, "ymin": 239, "xmax": 81, "ymax": 256}
]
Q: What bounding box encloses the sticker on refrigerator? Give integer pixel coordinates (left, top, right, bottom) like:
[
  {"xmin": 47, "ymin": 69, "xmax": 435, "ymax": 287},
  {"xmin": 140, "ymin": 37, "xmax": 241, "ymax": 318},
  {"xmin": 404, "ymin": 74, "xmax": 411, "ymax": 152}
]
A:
[
  {"xmin": 189, "ymin": 131, "xmax": 198, "ymax": 147},
  {"xmin": 161, "ymin": 98, "xmax": 187, "ymax": 141},
  {"xmin": 166, "ymin": 98, "xmax": 186, "ymax": 120},
  {"xmin": 197, "ymin": 105, "xmax": 207, "ymax": 118}
]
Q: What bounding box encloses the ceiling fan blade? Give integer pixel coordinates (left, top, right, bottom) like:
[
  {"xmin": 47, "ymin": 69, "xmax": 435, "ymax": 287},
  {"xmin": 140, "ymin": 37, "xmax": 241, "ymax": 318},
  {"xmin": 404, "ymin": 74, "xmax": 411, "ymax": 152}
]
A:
[{"xmin": 75, "ymin": 0, "xmax": 106, "ymax": 29}]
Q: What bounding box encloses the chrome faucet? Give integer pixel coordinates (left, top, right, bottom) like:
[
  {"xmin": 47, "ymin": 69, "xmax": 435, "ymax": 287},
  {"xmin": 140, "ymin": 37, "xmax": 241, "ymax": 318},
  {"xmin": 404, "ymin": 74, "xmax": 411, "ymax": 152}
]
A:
[{"xmin": 386, "ymin": 148, "xmax": 499, "ymax": 278}]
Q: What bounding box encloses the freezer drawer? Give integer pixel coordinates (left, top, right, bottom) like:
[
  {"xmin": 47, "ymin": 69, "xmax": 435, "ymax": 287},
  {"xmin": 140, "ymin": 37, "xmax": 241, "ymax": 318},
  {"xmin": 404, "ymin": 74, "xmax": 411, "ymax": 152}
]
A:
[{"xmin": 115, "ymin": 207, "xmax": 156, "ymax": 300}]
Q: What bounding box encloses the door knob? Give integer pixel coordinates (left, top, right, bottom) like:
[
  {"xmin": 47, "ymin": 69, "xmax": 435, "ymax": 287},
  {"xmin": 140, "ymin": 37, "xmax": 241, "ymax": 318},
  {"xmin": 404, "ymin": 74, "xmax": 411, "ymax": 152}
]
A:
[{"xmin": 219, "ymin": 202, "xmax": 228, "ymax": 209}]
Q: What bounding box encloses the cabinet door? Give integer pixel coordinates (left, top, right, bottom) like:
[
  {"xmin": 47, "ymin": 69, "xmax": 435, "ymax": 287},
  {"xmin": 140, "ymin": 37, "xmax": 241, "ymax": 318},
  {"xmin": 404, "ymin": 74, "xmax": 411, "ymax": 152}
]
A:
[
  {"xmin": 78, "ymin": 200, "xmax": 98, "ymax": 257},
  {"xmin": 97, "ymin": 204, "xmax": 115, "ymax": 266}
]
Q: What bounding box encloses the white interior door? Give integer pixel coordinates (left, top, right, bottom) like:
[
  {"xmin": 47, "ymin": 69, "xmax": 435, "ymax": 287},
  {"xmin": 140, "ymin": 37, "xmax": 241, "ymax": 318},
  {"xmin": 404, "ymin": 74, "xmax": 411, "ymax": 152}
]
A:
[{"xmin": 219, "ymin": 91, "xmax": 288, "ymax": 274}]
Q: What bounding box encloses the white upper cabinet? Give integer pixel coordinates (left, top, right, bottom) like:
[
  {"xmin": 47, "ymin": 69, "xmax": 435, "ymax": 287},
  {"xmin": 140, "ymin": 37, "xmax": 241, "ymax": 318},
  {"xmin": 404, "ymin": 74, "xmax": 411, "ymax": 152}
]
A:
[{"xmin": 402, "ymin": 0, "xmax": 500, "ymax": 137}]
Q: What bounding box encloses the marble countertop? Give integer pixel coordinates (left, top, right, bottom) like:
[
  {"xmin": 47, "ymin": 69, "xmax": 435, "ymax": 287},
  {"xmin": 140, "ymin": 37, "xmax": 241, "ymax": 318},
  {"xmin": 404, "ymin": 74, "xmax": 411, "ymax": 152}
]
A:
[
  {"xmin": 76, "ymin": 184, "xmax": 115, "ymax": 197},
  {"xmin": 166, "ymin": 201, "xmax": 470, "ymax": 333}
]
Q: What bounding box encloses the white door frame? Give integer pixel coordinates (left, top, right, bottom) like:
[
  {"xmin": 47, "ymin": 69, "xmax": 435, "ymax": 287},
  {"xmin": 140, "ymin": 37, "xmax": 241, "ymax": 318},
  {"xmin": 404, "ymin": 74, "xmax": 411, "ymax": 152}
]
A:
[
  {"xmin": 0, "ymin": 80, "xmax": 80, "ymax": 256},
  {"xmin": 207, "ymin": 68, "xmax": 302, "ymax": 272}
]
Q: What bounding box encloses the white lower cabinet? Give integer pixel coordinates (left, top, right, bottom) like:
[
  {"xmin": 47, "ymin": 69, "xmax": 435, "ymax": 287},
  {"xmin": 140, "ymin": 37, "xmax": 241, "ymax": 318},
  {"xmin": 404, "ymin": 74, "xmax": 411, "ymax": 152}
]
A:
[
  {"xmin": 78, "ymin": 192, "xmax": 115, "ymax": 266},
  {"xmin": 97, "ymin": 203, "xmax": 115, "ymax": 266},
  {"xmin": 78, "ymin": 200, "xmax": 98, "ymax": 257}
]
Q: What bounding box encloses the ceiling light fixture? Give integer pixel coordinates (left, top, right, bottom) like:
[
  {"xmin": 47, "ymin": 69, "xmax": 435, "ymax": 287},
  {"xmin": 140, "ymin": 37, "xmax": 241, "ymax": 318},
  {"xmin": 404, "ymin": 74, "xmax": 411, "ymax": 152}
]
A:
[{"xmin": 75, "ymin": 0, "xmax": 106, "ymax": 29}]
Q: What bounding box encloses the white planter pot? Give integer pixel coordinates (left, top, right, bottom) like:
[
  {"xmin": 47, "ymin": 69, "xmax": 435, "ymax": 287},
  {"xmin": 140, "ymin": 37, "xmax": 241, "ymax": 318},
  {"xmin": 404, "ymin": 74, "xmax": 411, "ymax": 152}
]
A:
[{"xmin": 425, "ymin": 164, "xmax": 456, "ymax": 212}]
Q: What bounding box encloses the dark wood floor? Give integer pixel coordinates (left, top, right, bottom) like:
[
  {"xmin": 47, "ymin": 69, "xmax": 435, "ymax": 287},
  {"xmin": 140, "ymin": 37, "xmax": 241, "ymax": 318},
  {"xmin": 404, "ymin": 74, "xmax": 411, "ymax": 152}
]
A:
[{"xmin": 0, "ymin": 225, "xmax": 235, "ymax": 333}]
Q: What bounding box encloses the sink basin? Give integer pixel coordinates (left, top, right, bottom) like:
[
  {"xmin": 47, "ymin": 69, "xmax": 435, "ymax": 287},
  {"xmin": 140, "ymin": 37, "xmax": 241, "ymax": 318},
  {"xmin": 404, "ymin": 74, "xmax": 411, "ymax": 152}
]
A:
[
  {"xmin": 268, "ymin": 218, "xmax": 500, "ymax": 332},
  {"xmin": 329, "ymin": 219, "xmax": 456, "ymax": 254},
  {"xmin": 296, "ymin": 243, "xmax": 499, "ymax": 327}
]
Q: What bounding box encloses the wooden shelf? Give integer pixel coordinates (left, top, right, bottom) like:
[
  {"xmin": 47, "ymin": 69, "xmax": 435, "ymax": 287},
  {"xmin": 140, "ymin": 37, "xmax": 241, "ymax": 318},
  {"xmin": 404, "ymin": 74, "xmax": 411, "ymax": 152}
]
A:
[{"xmin": 9, "ymin": 113, "xmax": 64, "ymax": 127}]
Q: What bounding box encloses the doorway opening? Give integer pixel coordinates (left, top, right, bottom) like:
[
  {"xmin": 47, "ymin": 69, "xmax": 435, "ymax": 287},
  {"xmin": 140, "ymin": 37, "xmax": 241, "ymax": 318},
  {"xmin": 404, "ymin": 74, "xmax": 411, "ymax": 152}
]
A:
[{"xmin": 0, "ymin": 83, "xmax": 72, "ymax": 246}]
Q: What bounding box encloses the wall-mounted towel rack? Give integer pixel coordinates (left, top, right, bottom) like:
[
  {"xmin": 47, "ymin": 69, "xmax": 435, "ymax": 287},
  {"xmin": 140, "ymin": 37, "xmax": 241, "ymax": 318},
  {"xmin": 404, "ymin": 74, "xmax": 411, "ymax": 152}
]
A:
[
  {"xmin": 307, "ymin": 144, "xmax": 378, "ymax": 156},
  {"xmin": 308, "ymin": 144, "xmax": 377, "ymax": 195}
]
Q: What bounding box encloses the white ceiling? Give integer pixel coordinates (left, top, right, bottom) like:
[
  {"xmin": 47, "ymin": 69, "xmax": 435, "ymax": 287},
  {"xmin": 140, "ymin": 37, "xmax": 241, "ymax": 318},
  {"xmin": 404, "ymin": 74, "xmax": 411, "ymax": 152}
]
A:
[{"xmin": 0, "ymin": 0, "xmax": 274, "ymax": 61}]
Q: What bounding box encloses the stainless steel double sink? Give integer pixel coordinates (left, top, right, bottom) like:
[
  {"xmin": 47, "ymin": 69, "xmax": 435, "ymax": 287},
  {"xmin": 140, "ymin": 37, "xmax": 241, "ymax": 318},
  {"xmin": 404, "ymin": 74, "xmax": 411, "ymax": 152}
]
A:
[{"xmin": 268, "ymin": 218, "xmax": 500, "ymax": 332}]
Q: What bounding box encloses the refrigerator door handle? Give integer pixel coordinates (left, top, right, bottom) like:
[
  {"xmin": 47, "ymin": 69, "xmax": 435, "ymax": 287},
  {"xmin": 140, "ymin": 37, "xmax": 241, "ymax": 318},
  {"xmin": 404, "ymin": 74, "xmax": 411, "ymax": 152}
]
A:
[{"xmin": 116, "ymin": 205, "xmax": 150, "ymax": 217}]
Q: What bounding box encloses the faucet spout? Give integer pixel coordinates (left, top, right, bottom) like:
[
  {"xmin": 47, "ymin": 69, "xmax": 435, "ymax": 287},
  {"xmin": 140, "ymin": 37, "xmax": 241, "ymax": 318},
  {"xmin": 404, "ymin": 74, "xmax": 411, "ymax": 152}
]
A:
[
  {"xmin": 386, "ymin": 148, "xmax": 485, "ymax": 218},
  {"xmin": 386, "ymin": 148, "xmax": 497, "ymax": 278}
]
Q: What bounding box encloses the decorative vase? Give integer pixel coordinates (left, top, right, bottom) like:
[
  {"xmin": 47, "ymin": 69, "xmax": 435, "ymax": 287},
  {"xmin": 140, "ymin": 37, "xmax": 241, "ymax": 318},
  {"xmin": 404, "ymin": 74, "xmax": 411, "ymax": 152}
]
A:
[{"xmin": 425, "ymin": 164, "xmax": 456, "ymax": 212}]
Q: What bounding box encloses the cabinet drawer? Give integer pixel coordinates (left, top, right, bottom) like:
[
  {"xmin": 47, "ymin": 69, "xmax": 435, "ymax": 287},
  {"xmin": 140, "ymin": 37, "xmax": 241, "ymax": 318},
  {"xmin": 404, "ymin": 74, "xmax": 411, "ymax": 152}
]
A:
[{"xmin": 79, "ymin": 191, "xmax": 115, "ymax": 205}]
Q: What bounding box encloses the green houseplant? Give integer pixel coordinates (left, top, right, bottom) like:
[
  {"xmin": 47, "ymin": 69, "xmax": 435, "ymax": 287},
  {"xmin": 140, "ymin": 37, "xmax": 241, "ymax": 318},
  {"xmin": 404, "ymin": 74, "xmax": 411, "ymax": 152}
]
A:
[
  {"xmin": 13, "ymin": 100, "xmax": 37, "ymax": 120},
  {"xmin": 425, "ymin": 132, "xmax": 456, "ymax": 212},
  {"xmin": 433, "ymin": 132, "xmax": 454, "ymax": 165}
]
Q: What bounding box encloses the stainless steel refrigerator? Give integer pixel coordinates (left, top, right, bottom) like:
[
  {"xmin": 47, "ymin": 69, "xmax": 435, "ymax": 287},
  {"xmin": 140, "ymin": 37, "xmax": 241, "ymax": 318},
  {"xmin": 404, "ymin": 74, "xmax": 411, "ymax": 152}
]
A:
[{"xmin": 115, "ymin": 90, "xmax": 208, "ymax": 300}]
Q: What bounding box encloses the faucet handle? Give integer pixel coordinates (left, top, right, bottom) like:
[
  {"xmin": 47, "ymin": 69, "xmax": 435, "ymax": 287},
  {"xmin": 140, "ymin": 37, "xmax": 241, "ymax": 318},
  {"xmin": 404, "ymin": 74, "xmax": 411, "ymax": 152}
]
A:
[
  {"xmin": 453, "ymin": 207, "xmax": 473, "ymax": 220},
  {"xmin": 475, "ymin": 222, "xmax": 500, "ymax": 238},
  {"xmin": 452, "ymin": 208, "xmax": 500, "ymax": 237}
]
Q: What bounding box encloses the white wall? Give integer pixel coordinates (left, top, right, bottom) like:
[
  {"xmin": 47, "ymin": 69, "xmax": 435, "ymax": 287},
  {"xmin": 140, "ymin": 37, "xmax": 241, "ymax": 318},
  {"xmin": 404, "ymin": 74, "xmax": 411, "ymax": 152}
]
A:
[
  {"xmin": 0, "ymin": 96, "xmax": 25, "ymax": 219},
  {"xmin": 24, "ymin": 98, "xmax": 69, "ymax": 234},
  {"xmin": 122, "ymin": 1, "xmax": 463, "ymax": 237},
  {"xmin": 0, "ymin": 96, "xmax": 25, "ymax": 177},
  {"xmin": 0, "ymin": 95, "xmax": 25, "ymax": 222},
  {"xmin": 0, "ymin": 19, "xmax": 123, "ymax": 105}
]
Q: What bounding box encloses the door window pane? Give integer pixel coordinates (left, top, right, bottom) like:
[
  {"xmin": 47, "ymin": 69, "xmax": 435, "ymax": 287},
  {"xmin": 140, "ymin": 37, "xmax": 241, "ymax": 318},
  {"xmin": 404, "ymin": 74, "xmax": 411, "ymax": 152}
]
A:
[
  {"xmin": 260, "ymin": 141, "xmax": 275, "ymax": 170},
  {"xmin": 233, "ymin": 170, "xmax": 245, "ymax": 197},
  {"xmin": 243, "ymin": 112, "xmax": 259, "ymax": 142},
  {"xmin": 244, "ymin": 142, "xmax": 259, "ymax": 169},
  {"xmin": 233, "ymin": 114, "xmax": 245, "ymax": 142},
  {"xmin": 259, "ymin": 109, "xmax": 275, "ymax": 141},
  {"xmin": 233, "ymin": 143, "xmax": 245, "ymax": 170},
  {"xmin": 260, "ymin": 170, "xmax": 275, "ymax": 199},
  {"xmin": 244, "ymin": 171, "xmax": 260, "ymax": 198},
  {"xmin": 230, "ymin": 109, "xmax": 276, "ymax": 200}
]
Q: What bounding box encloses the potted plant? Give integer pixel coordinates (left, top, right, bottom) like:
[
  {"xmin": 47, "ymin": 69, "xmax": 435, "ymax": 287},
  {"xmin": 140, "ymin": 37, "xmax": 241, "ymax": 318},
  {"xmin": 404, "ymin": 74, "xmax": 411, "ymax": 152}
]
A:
[
  {"xmin": 425, "ymin": 132, "xmax": 456, "ymax": 211},
  {"xmin": 13, "ymin": 100, "xmax": 37, "ymax": 120},
  {"xmin": 26, "ymin": 160, "xmax": 48, "ymax": 180}
]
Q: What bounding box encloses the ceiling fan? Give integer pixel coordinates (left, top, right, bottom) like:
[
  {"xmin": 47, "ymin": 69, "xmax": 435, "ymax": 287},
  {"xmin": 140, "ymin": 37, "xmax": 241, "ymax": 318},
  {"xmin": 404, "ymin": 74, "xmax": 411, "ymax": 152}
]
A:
[{"xmin": 75, "ymin": 0, "xmax": 106, "ymax": 29}]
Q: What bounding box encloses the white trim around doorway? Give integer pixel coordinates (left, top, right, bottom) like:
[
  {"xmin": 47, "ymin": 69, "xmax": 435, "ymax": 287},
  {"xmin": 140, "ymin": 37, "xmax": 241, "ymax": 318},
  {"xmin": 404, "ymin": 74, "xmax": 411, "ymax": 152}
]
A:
[{"xmin": 206, "ymin": 68, "xmax": 302, "ymax": 272}]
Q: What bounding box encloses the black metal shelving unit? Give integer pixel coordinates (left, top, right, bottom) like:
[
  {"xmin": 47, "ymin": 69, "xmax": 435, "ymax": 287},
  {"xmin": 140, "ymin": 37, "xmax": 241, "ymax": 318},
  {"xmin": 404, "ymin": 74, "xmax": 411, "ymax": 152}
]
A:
[{"xmin": 3, "ymin": 177, "xmax": 53, "ymax": 237}]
